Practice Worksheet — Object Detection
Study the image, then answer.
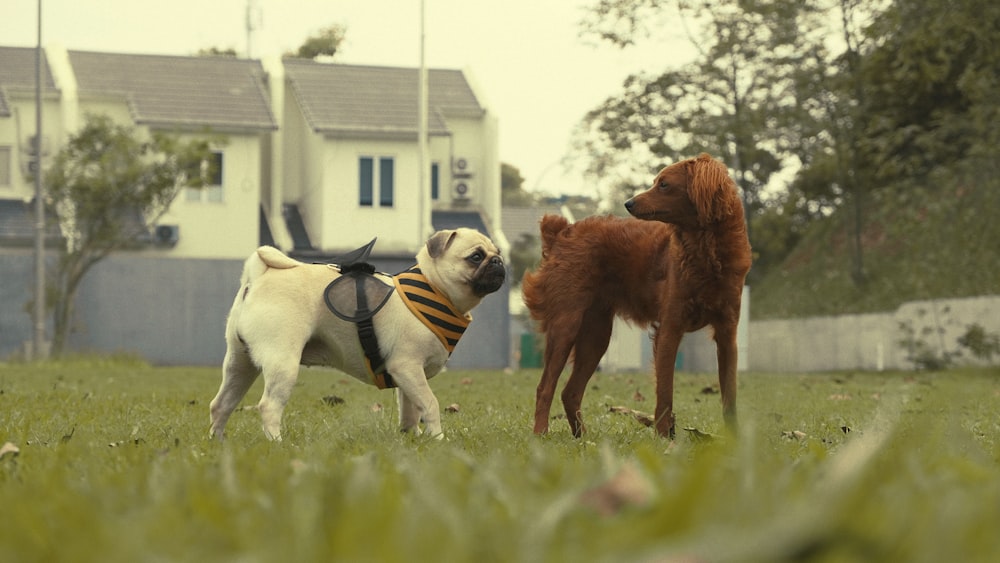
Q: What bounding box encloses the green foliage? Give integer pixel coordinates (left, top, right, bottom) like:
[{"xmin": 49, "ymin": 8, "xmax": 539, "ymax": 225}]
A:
[
  {"xmin": 577, "ymin": 0, "xmax": 1000, "ymax": 293},
  {"xmin": 1, "ymin": 362, "xmax": 999, "ymax": 561},
  {"xmin": 42, "ymin": 114, "xmax": 220, "ymax": 354},
  {"xmin": 752, "ymin": 156, "xmax": 1000, "ymax": 318},
  {"xmin": 196, "ymin": 47, "xmax": 238, "ymax": 58},
  {"xmin": 290, "ymin": 24, "xmax": 346, "ymax": 60},
  {"xmin": 958, "ymin": 324, "xmax": 1000, "ymax": 363},
  {"xmin": 509, "ymin": 233, "xmax": 542, "ymax": 288},
  {"xmin": 501, "ymin": 162, "xmax": 534, "ymax": 206}
]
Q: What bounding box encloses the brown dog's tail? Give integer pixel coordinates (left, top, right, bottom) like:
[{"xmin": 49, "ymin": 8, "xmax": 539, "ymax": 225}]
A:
[
  {"xmin": 537, "ymin": 214, "xmax": 569, "ymax": 256},
  {"xmin": 522, "ymin": 214, "xmax": 571, "ymax": 326}
]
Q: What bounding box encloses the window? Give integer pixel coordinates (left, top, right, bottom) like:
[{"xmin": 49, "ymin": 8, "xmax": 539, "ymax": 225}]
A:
[
  {"xmin": 359, "ymin": 157, "xmax": 373, "ymax": 206},
  {"xmin": 186, "ymin": 151, "xmax": 224, "ymax": 203},
  {"xmin": 431, "ymin": 162, "xmax": 440, "ymax": 200},
  {"xmin": 0, "ymin": 146, "xmax": 11, "ymax": 187},
  {"xmin": 379, "ymin": 157, "xmax": 394, "ymax": 207},
  {"xmin": 358, "ymin": 156, "xmax": 394, "ymax": 208}
]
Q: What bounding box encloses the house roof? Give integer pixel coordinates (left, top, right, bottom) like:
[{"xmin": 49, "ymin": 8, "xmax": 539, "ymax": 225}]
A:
[
  {"xmin": 501, "ymin": 205, "xmax": 568, "ymax": 244},
  {"xmin": 69, "ymin": 50, "xmax": 277, "ymax": 132},
  {"xmin": 0, "ymin": 46, "xmax": 59, "ymax": 117},
  {"xmin": 283, "ymin": 59, "xmax": 485, "ymax": 138}
]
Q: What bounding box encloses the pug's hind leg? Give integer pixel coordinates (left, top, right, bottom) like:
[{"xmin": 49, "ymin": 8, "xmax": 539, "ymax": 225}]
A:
[
  {"xmin": 256, "ymin": 358, "xmax": 301, "ymax": 441},
  {"xmin": 210, "ymin": 346, "xmax": 260, "ymax": 440}
]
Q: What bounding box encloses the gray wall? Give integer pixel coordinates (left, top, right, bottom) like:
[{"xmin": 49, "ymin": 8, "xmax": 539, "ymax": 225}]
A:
[
  {"xmin": 0, "ymin": 252, "xmax": 510, "ymax": 370},
  {"xmin": 678, "ymin": 295, "xmax": 1000, "ymax": 373}
]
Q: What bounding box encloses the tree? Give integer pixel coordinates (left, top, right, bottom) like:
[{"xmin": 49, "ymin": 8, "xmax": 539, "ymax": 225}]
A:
[
  {"xmin": 196, "ymin": 47, "xmax": 238, "ymax": 58},
  {"xmin": 574, "ymin": 0, "xmax": 829, "ymax": 245},
  {"xmin": 42, "ymin": 114, "xmax": 218, "ymax": 355},
  {"xmin": 289, "ymin": 24, "xmax": 347, "ymax": 59},
  {"xmin": 501, "ymin": 162, "xmax": 535, "ymax": 206}
]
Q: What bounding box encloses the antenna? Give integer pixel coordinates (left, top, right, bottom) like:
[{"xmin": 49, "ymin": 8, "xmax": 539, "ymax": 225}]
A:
[{"xmin": 245, "ymin": 0, "xmax": 262, "ymax": 58}]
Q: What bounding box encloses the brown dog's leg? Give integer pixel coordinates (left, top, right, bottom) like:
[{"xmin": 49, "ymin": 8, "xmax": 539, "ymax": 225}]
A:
[
  {"xmin": 561, "ymin": 309, "xmax": 614, "ymax": 437},
  {"xmin": 713, "ymin": 322, "xmax": 739, "ymax": 434},
  {"xmin": 653, "ymin": 325, "xmax": 683, "ymax": 438},
  {"xmin": 534, "ymin": 332, "xmax": 575, "ymax": 434}
]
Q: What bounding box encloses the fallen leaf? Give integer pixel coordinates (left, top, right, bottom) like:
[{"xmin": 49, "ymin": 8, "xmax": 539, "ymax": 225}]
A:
[
  {"xmin": 828, "ymin": 393, "xmax": 852, "ymax": 401},
  {"xmin": 460, "ymin": 378, "xmax": 473, "ymax": 385},
  {"xmin": 370, "ymin": 403, "xmax": 383, "ymax": 413},
  {"xmin": 579, "ymin": 463, "xmax": 655, "ymax": 516},
  {"xmin": 321, "ymin": 395, "xmax": 345, "ymax": 406},
  {"xmin": 700, "ymin": 386, "xmax": 719, "ymax": 395},
  {"xmin": 781, "ymin": 430, "xmax": 807, "ymax": 440},
  {"xmin": 445, "ymin": 403, "xmax": 460, "ymax": 413},
  {"xmin": 682, "ymin": 427, "xmax": 715, "ymax": 442},
  {"xmin": 633, "ymin": 389, "xmax": 645, "ymax": 402},
  {"xmin": 609, "ymin": 406, "xmax": 654, "ymax": 427}
]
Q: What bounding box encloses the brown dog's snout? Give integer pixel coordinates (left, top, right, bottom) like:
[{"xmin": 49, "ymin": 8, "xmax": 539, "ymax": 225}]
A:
[{"xmin": 624, "ymin": 198, "xmax": 636, "ymax": 213}]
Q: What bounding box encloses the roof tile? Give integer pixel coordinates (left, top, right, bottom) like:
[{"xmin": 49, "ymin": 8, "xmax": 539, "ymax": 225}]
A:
[
  {"xmin": 283, "ymin": 59, "xmax": 484, "ymax": 136},
  {"xmin": 69, "ymin": 51, "xmax": 276, "ymax": 131}
]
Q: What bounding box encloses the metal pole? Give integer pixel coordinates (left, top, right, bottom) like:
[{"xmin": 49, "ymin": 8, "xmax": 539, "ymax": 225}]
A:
[
  {"xmin": 32, "ymin": 0, "xmax": 47, "ymax": 360},
  {"xmin": 417, "ymin": 0, "xmax": 429, "ymax": 240}
]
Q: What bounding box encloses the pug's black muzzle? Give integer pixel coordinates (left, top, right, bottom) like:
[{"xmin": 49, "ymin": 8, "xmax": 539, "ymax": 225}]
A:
[{"xmin": 472, "ymin": 256, "xmax": 506, "ymax": 296}]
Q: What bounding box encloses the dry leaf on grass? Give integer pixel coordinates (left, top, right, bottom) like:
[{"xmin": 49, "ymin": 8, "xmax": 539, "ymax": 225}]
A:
[
  {"xmin": 782, "ymin": 430, "xmax": 808, "ymax": 440},
  {"xmin": 445, "ymin": 404, "xmax": 460, "ymax": 413},
  {"xmin": 579, "ymin": 463, "xmax": 655, "ymax": 516},
  {"xmin": 321, "ymin": 395, "xmax": 345, "ymax": 406},
  {"xmin": 682, "ymin": 427, "xmax": 715, "ymax": 442},
  {"xmin": 609, "ymin": 405, "xmax": 654, "ymax": 427}
]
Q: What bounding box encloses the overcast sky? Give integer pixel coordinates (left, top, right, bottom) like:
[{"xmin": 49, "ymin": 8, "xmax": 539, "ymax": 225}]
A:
[{"xmin": 1, "ymin": 0, "xmax": 693, "ymax": 198}]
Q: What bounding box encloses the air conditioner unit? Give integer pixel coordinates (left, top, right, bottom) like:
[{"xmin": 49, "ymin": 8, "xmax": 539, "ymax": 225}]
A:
[
  {"xmin": 154, "ymin": 224, "xmax": 180, "ymax": 247},
  {"xmin": 452, "ymin": 157, "xmax": 474, "ymax": 176},
  {"xmin": 452, "ymin": 179, "xmax": 473, "ymax": 199}
]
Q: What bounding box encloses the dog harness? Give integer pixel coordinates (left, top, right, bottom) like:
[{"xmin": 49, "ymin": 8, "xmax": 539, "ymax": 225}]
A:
[{"xmin": 322, "ymin": 239, "xmax": 471, "ymax": 390}]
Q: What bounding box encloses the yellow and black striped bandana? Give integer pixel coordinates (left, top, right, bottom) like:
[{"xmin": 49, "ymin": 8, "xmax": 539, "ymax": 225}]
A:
[{"xmin": 393, "ymin": 267, "xmax": 471, "ymax": 353}]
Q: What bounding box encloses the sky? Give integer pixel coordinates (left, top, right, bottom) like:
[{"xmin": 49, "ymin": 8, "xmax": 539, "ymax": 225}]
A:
[{"xmin": 1, "ymin": 0, "xmax": 694, "ymax": 198}]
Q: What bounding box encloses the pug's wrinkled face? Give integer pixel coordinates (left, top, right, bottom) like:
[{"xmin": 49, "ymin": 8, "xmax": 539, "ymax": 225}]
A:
[{"xmin": 418, "ymin": 228, "xmax": 506, "ymax": 313}]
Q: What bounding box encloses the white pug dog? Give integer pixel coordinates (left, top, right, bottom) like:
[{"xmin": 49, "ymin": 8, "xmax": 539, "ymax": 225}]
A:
[{"xmin": 209, "ymin": 228, "xmax": 505, "ymax": 441}]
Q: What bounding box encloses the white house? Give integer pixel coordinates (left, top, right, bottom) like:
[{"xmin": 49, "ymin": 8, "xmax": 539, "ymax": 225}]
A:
[{"xmin": 0, "ymin": 46, "xmax": 509, "ymax": 367}]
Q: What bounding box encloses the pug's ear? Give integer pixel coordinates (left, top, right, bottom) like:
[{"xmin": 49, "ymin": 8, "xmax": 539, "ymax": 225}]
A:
[{"xmin": 425, "ymin": 230, "xmax": 457, "ymax": 259}]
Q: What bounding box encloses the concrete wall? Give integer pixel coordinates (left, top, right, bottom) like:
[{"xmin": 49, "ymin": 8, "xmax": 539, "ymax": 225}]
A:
[
  {"xmin": 0, "ymin": 252, "xmax": 510, "ymax": 370},
  {"xmin": 676, "ymin": 295, "xmax": 1000, "ymax": 373}
]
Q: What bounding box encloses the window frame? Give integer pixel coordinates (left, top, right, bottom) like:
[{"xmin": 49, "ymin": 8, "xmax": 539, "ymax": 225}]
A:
[{"xmin": 358, "ymin": 155, "xmax": 395, "ymax": 208}]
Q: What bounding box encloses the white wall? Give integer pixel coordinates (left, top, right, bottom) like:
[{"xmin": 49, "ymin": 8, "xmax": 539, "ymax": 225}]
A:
[
  {"xmin": 154, "ymin": 133, "xmax": 263, "ymax": 260},
  {"xmin": 319, "ymin": 138, "xmax": 423, "ymax": 254}
]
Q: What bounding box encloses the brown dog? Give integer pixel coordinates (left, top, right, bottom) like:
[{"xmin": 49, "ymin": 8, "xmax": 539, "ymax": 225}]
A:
[{"xmin": 522, "ymin": 153, "xmax": 751, "ymax": 438}]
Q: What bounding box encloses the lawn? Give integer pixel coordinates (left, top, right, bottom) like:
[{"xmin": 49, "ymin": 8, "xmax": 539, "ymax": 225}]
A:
[{"xmin": 1, "ymin": 358, "xmax": 998, "ymax": 562}]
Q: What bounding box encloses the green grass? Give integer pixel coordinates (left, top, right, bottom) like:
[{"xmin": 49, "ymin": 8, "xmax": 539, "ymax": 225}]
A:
[{"xmin": 1, "ymin": 360, "xmax": 999, "ymax": 562}]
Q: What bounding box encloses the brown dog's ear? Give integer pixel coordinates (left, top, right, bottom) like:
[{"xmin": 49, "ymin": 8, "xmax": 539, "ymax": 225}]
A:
[
  {"xmin": 426, "ymin": 230, "xmax": 457, "ymax": 258},
  {"xmin": 688, "ymin": 153, "xmax": 738, "ymax": 224}
]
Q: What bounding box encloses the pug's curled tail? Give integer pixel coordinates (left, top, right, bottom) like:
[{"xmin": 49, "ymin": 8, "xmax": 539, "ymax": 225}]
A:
[{"xmin": 240, "ymin": 245, "xmax": 301, "ymax": 287}]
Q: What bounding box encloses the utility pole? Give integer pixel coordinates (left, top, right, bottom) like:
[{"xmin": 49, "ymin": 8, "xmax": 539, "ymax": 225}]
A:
[
  {"xmin": 32, "ymin": 0, "xmax": 47, "ymax": 360},
  {"xmin": 417, "ymin": 0, "xmax": 429, "ymax": 241}
]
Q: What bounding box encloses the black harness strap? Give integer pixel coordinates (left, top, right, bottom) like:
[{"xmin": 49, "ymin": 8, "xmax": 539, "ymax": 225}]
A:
[
  {"xmin": 324, "ymin": 238, "xmax": 396, "ymax": 389},
  {"xmin": 351, "ymin": 267, "xmax": 395, "ymax": 389}
]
